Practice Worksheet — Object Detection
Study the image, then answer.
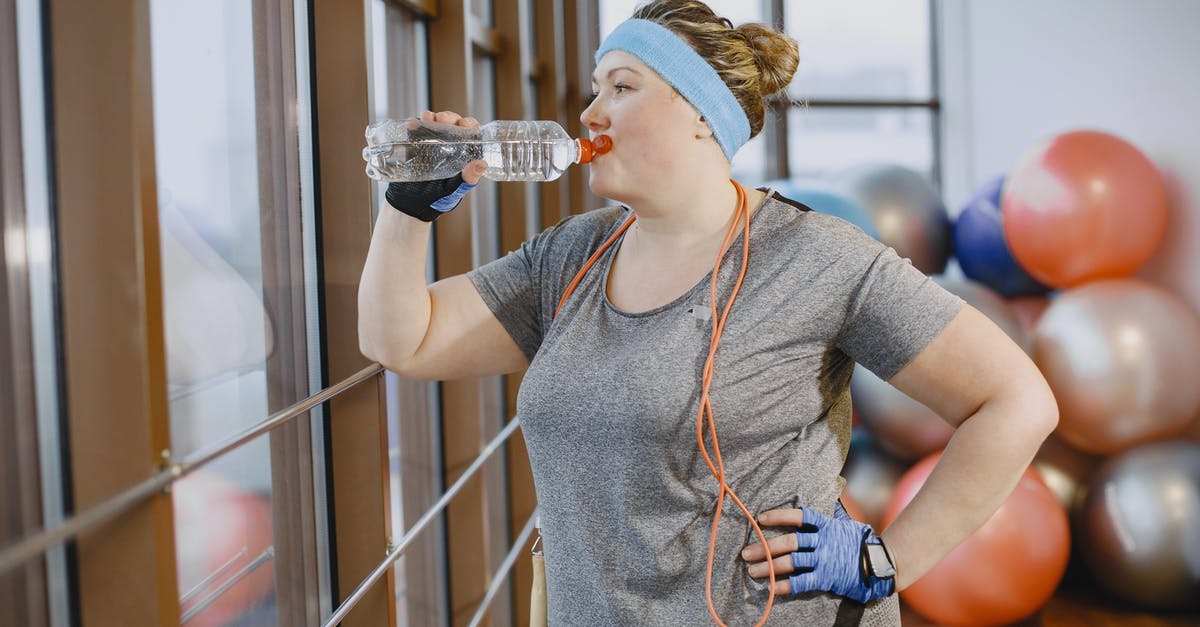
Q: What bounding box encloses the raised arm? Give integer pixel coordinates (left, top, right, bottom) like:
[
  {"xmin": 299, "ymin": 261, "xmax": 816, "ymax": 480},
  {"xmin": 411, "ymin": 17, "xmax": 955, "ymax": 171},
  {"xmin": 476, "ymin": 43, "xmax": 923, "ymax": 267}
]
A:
[{"xmin": 357, "ymin": 110, "xmax": 528, "ymax": 381}]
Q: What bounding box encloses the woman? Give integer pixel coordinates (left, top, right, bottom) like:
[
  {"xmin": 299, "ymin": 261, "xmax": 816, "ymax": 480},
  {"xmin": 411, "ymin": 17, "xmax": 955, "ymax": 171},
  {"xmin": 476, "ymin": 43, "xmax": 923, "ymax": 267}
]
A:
[{"xmin": 358, "ymin": 1, "xmax": 1058, "ymax": 624}]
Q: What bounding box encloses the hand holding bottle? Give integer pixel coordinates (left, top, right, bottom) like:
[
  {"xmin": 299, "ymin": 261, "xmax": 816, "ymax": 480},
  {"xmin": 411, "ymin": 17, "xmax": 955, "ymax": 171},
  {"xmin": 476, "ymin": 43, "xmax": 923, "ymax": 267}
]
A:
[
  {"xmin": 383, "ymin": 110, "xmax": 487, "ymax": 222},
  {"xmin": 364, "ymin": 112, "xmax": 611, "ymax": 184}
]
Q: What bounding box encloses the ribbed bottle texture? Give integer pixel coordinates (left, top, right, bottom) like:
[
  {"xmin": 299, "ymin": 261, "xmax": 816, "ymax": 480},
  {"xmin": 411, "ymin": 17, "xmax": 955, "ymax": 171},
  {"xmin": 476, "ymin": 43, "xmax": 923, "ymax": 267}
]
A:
[{"xmin": 363, "ymin": 118, "xmax": 589, "ymax": 183}]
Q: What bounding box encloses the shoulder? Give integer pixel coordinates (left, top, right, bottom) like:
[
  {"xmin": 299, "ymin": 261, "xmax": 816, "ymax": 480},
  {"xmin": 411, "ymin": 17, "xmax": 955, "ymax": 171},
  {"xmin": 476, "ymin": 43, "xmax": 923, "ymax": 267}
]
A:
[
  {"xmin": 516, "ymin": 205, "xmax": 630, "ymax": 273},
  {"xmin": 754, "ymin": 190, "xmax": 884, "ymax": 261}
]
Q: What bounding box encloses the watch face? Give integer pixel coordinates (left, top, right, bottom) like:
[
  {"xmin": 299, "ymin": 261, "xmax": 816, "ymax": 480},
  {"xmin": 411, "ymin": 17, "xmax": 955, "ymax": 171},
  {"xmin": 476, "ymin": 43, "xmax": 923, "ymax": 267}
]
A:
[{"xmin": 866, "ymin": 543, "xmax": 896, "ymax": 578}]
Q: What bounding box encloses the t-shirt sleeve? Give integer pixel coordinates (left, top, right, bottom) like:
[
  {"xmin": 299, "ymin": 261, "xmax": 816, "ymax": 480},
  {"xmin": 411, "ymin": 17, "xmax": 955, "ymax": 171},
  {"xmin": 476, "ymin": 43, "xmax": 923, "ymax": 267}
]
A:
[
  {"xmin": 467, "ymin": 230, "xmax": 551, "ymax": 362},
  {"xmin": 835, "ymin": 242, "xmax": 965, "ymax": 381}
]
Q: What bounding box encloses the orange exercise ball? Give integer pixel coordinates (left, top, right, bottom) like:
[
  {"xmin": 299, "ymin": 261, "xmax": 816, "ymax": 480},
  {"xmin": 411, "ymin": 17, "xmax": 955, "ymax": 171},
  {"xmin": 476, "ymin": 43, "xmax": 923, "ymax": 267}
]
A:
[
  {"xmin": 883, "ymin": 453, "xmax": 1070, "ymax": 626},
  {"xmin": 1001, "ymin": 129, "xmax": 1168, "ymax": 288}
]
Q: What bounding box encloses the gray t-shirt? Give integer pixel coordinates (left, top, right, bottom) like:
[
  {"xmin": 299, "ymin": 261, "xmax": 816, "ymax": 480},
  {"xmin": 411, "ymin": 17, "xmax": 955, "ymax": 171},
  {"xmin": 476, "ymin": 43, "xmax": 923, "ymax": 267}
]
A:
[{"xmin": 468, "ymin": 192, "xmax": 964, "ymax": 626}]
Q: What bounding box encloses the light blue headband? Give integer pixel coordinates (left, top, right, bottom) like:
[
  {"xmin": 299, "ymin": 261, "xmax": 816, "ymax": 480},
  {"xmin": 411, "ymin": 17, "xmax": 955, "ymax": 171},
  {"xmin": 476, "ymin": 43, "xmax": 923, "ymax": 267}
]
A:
[{"xmin": 595, "ymin": 19, "xmax": 751, "ymax": 161}]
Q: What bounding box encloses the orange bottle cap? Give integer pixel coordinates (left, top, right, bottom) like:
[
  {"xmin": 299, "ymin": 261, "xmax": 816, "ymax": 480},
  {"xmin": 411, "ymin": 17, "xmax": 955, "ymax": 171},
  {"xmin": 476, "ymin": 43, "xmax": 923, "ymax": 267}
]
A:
[{"xmin": 577, "ymin": 135, "xmax": 613, "ymax": 164}]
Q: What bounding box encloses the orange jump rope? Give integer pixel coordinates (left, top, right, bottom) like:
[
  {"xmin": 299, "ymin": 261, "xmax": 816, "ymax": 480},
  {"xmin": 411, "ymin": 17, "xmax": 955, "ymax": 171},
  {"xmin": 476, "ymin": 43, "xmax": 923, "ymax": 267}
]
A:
[{"xmin": 553, "ymin": 180, "xmax": 779, "ymax": 626}]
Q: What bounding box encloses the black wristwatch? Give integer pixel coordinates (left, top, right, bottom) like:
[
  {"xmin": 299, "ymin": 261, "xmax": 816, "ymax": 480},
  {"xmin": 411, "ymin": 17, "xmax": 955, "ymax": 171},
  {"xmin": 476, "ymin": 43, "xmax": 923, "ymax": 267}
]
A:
[{"xmin": 860, "ymin": 536, "xmax": 896, "ymax": 581}]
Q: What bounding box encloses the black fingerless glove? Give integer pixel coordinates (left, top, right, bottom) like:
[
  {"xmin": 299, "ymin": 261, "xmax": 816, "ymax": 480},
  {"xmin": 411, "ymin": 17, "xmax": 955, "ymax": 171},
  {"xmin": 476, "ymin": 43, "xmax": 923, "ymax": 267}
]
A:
[{"xmin": 385, "ymin": 174, "xmax": 478, "ymax": 222}]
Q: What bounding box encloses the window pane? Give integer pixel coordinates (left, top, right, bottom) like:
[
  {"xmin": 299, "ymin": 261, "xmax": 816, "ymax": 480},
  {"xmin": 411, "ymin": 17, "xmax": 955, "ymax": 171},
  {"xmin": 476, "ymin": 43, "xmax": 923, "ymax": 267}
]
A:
[
  {"xmin": 150, "ymin": 0, "xmax": 282, "ymax": 622},
  {"xmin": 784, "ymin": 0, "xmax": 931, "ymax": 101},
  {"xmin": 787, "ymin": 107, "xmax": 933, "ymax": 180},
  {"xmin": 601, "ymin": 0, "xmax": 763, "ymax": 38}
]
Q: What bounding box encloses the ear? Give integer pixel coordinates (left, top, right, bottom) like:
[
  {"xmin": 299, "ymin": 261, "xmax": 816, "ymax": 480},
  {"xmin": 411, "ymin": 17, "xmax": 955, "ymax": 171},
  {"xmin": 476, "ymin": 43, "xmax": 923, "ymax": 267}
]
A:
[{"xmin": 695, "ymin": 114, "xmax": 714, "ymax": 139}]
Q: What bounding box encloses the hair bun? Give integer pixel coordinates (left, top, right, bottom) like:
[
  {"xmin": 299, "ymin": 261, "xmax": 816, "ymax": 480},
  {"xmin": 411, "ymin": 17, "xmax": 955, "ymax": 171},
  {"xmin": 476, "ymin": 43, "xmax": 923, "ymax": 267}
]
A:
[{"xmin": 736, "ymin": 23, "xmax": 799, "ymax": 97}]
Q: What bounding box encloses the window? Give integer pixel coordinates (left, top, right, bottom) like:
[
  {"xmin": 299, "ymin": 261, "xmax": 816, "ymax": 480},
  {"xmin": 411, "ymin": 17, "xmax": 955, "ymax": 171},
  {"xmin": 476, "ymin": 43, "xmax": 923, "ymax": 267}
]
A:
[
  {"xmin": 596, "ymin": 0, "xmax": 939, "ymax": 185},
  {"xmin": 783, "ymin": 0, "xmax": 937, "ymax": 181},
  {"xmin": 149, "ymin": 0, "xmax": 324, "ymax": 623}
]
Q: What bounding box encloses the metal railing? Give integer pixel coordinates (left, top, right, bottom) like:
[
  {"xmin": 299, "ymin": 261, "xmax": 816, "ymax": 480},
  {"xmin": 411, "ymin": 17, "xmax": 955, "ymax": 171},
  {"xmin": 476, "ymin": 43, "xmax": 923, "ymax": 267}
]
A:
[
  {"xmin": 323, "ymin": 417, "xmax": 522, "ymax": 626},
  {"xmin": 0, "ymin": 363, "xmax": 384, "ymax": 576}
]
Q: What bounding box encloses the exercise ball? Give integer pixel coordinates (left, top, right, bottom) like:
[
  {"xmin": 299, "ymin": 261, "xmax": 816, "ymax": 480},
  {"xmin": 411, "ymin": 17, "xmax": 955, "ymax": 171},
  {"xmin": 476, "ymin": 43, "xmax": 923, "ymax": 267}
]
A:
[
  {"xmin": 934, "ymin": 277, "xmax": 1030, "ymax": 354},
  {"xmin": 1007, "ymin": 295, "xmax": 1052, "ymax": 340},
  {"xmin": 838, "ymin": 164, "xmax": 951, "ymax": 274},
  {"xmin": 1033, "ymin": 434, "xmax": 1101, "ymax": 511},
  {"xmin": 174, "ymin": 470, "xmax": 275, "ymax": 627},
  {"xmin": 841, "ymin": 428, "xmax": 908, "ymax": 529},
  {"xmin": 851, "ymin": 364, "xmax": 954, "ymax": 461},
  {"xmin": 763, "ymin": 180, "xmax": 881, "ymax": 239},
  {"xmin": 1001, "ymin": 130, "xmax": 1168, "ymax": 288},
  {"xmin": 838, "ymin": 488, "xmax": 868, "ymax": 524},
  {"xmin": 1076, "ymin": 440, "xmax": 1200, "ymax": 610},
  {"xmin": 1034, "ymin": 279, "xmax": 1200, "ymax": 454},
  {"xmin": 952, "ymin": 175, "xmax": 1049, "ymax": 297},
  {"xmin": 883, "ymin": 455, "xmax": 1070, "ymax": 626},
  {"xmin": 852, "ymin": 277, "xmax": 1030, "ymax": 460}
]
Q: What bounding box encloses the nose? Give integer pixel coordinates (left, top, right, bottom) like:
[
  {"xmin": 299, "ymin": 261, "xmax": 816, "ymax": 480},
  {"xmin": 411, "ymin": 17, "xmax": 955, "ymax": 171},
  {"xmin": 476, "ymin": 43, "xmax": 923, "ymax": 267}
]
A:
[{"xmin": 580, "ymin": 97, "xmax": 607, "ymax": 135}]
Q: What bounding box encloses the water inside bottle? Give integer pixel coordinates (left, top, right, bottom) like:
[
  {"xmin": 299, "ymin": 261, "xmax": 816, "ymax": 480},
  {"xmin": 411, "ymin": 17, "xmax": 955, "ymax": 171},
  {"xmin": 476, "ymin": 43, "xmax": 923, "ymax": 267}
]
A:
[{"xmin": 363, "ymin": 119, "xmax": 579, "ymax": 183}]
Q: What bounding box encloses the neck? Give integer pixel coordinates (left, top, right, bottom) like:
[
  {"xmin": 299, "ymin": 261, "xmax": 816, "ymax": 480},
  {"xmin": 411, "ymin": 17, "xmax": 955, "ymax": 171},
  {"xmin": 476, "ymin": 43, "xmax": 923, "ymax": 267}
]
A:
[{"xmin": 624, "ymin": 176, "xmax": 748, "ymax": 253}]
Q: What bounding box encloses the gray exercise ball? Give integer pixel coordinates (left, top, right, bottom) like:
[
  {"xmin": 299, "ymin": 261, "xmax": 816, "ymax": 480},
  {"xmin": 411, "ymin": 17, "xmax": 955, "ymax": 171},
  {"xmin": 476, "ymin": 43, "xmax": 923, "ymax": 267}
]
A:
[
  {"xmin": 934, "ymin": 276, "xmax": 1031, "ymax": 354},
  {"xmin": 1033, "ymin": 434, "xmax": 1100, "ymax": 511},
  {"xmin": 838, "ymin": 163, "xmax": 951, "ymax": 275},
  {"xmin": 1076, "ymin": 440, "xmax": 1200, "ymax": 610},
  {"xmin": 851, "ymin": 364, "xmax": 954, "ymax": 461},
  {"xmin": 842, "ymin": 429, "xmax": 908, "ymax": 529},
  {"xmin": 851, "ymin": 277, "xmax": 1029, "ymax": 461}
]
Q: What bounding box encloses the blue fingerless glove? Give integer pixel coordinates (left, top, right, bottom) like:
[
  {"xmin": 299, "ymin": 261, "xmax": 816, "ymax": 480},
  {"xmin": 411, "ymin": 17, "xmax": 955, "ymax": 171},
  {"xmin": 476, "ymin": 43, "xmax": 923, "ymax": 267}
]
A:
[
  {"xmin": 385, "ymin": 175, "xmax": 477, "ymax": 222},
  {"xmin": 787, "ymin": 504, "xmax": 896, "ymax": 604}
]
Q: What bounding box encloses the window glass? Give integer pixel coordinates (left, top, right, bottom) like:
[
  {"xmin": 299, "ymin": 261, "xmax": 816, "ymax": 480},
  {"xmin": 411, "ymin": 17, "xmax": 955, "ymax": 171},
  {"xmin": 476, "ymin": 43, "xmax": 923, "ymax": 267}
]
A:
[
  {"xmin": 784, "ymin": 0, "xmax": 931, "ymax": 101},
  {"xmin": 150, "ymin": 1, "xmax": 285, "ymax": 622},
  {"xmin": 601, "ymin": 0, "xmax": 763, "ymax": 37},
  {"xmin": 787, "ymin": 107, "xmax": 934, "ymax": 180}
]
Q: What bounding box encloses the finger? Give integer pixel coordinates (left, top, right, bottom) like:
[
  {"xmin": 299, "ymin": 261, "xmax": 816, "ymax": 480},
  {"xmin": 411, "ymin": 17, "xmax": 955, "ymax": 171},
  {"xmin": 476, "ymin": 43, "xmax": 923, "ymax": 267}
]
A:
[
  {"xmin": 462, "ymin": 160, "xmax": 487, "ymax": 185},
  {"xmin": 746, "ymin": 552, "xmax": 801, "ymax": 579},
  {"xmin": 787, "ymin": 571, "xmax": 818, "ymax": 596},
  {"xmin": 772, "ymin": 579, "xmax": 794, "ymax": 596},
  {"xmin": 459, "ymin": 116, "xmax": 481, "ymax": 128},
  {"xmin": 434, "ymin": 110, "xmax": 463, "ymax": 125},
  {"xmin": 419, "ymin": 110, "xmax": 435, "ymax": 122},
  {"xmin": 790, "ymin": 549, "xmax": 817, "ymax": 571},
  {"xmin": 741, "ymin": 531, "xmax": 800, "ymax": 562},
  {"xmin": 756, "ymin": 508, "xmax": 806, "ymax": 527},
  {"xmin": 793, "ymin": 529, "xmax": 819, "ymax": 551}
]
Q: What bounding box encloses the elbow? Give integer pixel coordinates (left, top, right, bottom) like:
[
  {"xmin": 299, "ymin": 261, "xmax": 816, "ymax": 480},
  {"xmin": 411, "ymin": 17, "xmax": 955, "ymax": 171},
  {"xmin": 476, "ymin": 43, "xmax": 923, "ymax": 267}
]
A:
[{"xmin": 1018, "ymin": 369, "xmax": 1060, "ymax": 443}]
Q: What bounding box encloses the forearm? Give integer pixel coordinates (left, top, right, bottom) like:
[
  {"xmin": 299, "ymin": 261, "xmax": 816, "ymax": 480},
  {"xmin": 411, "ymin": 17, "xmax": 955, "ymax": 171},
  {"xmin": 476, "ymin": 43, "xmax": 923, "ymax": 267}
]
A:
[
  {"xmin": 879, "ymin": 393, "xmax": 1057, "ymax": 589},
  {"xmin": 357, "ymin": 208, "xmax": 434, "ymax": 366}
]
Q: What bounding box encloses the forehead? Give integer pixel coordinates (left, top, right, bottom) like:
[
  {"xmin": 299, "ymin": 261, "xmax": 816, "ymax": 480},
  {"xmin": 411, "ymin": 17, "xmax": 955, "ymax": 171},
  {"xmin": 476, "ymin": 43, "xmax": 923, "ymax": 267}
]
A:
[{"xmin": 592, "ymin": 50, "xmax": 657, "ymax": 82}]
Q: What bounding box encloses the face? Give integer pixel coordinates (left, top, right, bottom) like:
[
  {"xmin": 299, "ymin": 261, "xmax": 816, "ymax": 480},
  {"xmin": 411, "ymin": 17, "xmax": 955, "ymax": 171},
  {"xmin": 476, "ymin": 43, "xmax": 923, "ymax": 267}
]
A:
[{"xmin": 580, "ymin": 50, "xmax": 713, "ymax": 203}]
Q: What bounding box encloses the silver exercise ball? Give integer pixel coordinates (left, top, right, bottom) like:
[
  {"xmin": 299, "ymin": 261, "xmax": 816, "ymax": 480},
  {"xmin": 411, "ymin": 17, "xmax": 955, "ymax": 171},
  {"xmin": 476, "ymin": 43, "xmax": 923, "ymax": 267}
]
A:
[
  {"xmin": 934, "ymin": 276, "xmax": 1030, "ymax": 354},
  {"xmin": 851, "ymin": 277, "xmax": 1028, "ymax": 461},
  {"xmin": 1034, "ymin": 279, "xmax": 1200, "ymax": 455},
  {"xmin": 1033, "ymin": 434, "xmax": 1100, "ymax": 511},
  {"xmin": 1076, "ymin": 440, "xmax": 1200, "ymax": 610},
  {"xmin": 838, "ymin": 164, "xmax": 951, "ymax": 275},
  {"xmin": 842, "ymin": 429, "xmax": 908, "ymax": 529},
  {"xmin": 851, "ymin": 364, "xmax": 954, "ymax": 461}
]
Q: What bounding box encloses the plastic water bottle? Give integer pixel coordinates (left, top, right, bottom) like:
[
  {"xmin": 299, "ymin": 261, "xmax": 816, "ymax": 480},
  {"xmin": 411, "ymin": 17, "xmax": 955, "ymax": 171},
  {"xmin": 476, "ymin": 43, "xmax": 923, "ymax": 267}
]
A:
[{"xmin": 363, "ymin": 118, "xmax": 612, "ymax": 183}]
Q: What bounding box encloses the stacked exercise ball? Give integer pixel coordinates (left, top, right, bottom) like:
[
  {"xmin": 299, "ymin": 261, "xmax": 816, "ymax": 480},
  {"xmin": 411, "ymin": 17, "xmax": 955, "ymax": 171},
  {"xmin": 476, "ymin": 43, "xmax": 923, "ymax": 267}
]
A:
[
  {"xmin": 1001, "ymin": 130, "xmax": 1169, "ymax": 288},
  {"xmin": 775, "ymin": 127, "xmax": 1199, "ymax": 622}
]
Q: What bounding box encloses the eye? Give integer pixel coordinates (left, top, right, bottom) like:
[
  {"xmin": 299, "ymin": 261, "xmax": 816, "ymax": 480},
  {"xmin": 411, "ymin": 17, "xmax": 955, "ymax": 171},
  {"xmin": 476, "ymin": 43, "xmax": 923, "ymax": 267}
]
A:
[{"xmin": 614, "ymin": 83, "xmax": 631, "ymax": 94}]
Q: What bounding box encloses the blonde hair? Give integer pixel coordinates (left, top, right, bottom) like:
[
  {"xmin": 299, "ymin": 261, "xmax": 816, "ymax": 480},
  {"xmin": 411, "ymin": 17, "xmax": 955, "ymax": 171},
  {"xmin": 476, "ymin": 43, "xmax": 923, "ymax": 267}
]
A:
[{"xmin": 631, "ymin": 0, "xmax": 800, "ymax": 139}]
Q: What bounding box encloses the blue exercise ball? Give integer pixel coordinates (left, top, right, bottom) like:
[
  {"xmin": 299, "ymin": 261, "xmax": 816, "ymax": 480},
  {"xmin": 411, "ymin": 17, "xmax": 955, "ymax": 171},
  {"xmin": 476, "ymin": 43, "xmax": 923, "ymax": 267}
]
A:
[
  {"xmin": 953, "ymin": 175, "xmax": 1050, "ymax": 297},
  {"xmin": 764, "ymin": 180, "xmax": 881, "ymax": 240}
]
